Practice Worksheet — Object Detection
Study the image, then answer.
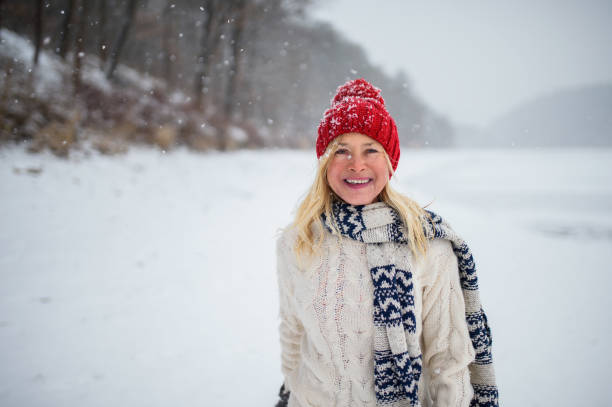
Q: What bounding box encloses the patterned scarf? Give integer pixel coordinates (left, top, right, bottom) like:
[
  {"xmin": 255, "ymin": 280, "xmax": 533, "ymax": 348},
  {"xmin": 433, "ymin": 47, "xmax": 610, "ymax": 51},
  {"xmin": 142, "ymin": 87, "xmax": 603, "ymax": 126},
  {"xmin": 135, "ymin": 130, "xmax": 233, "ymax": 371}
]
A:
[{"xmin": 322, "ymin": 200, "xmax": 499, "ymax": 407}]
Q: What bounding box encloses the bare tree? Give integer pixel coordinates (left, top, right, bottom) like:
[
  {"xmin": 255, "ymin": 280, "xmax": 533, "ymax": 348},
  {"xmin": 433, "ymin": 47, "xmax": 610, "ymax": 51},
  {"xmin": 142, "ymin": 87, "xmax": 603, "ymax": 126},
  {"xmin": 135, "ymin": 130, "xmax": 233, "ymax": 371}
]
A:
[
  {"xmin": 57, "ymin": 0, "xmax": 76, "ymax": 59},
  {"xmin": 97, "ymin": 0, "xmax": 109, "ymax": 66},
  {"xmin": 72, "ymin": 0, "xmax": 89, "ymax": 93},
  {"xmin": 0, "ymin": 0, "xmax": 5, "ymax": 38},
  {"xmin": 161, "ymin": 0, "xmax": 175, "ymax": 87},
  {"xmin": 106, "ymin": 0, "xmax": 138, "ymax": 80},
  {"xmin": 193, "ymin": 0, "xmax": 227, "ymax": 110},
  {"xmin": 33, "ymin": 0, "xmax": 44, "ymax": 65},
  {"xmin": 223, "ymin": 0, "xmax": 248, "ymax": 120}
]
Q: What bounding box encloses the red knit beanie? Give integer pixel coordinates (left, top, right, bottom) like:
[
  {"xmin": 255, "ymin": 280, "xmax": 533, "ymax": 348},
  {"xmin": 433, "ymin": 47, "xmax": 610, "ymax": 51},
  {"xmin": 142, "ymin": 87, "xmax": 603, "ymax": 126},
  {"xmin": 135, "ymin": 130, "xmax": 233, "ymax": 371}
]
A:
[{"xmin": 316, "ymin": 78, "xmax": 400, "ymax": 171}]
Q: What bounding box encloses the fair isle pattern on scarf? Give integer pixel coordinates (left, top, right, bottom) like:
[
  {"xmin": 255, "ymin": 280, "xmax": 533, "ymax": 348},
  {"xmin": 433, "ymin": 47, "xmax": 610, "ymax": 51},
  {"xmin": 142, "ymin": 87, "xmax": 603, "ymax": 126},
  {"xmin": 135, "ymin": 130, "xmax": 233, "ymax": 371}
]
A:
[{"xmin": 322, "ymin": 200, "xmax": 499, "ymax": 407}]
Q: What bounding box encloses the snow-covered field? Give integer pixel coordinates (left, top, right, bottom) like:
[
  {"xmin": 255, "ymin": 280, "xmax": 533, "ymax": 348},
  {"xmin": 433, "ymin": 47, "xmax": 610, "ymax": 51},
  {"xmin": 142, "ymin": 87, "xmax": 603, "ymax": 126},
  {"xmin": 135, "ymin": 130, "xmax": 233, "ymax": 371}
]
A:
[{"xmin": 1, "ymin": 146, "xmax": 611, "ymax": 406}]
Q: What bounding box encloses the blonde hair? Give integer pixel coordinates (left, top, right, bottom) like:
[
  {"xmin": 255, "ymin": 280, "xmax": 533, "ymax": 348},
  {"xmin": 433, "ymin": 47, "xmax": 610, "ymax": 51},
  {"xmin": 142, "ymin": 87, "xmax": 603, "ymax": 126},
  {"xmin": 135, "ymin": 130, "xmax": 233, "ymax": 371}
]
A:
[{"xmin": 291, "ymin": 137, "xmax": 430, "ymax": 263}]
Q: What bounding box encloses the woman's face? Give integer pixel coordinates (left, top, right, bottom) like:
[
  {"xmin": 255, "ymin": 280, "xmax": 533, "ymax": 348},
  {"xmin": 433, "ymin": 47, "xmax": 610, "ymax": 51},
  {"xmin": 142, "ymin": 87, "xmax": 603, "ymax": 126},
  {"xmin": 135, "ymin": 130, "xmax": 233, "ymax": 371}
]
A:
[{"xmin": 326, "ymin": 133, "xmax": 391, "ymax": 205}]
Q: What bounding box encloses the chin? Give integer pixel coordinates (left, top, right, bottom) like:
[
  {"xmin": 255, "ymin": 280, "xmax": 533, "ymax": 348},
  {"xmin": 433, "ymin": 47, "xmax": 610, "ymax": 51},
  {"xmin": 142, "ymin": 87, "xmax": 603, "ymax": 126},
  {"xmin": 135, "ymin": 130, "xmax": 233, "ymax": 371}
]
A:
[{"xmin": 340, "ymin": 194, "xmax": 377, "ymax": 205}]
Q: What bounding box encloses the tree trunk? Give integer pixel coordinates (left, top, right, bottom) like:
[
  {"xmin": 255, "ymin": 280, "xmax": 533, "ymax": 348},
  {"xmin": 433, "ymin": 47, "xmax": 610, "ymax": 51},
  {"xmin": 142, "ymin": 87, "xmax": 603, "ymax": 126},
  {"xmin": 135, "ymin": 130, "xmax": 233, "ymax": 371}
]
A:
[
  {"xmin": 97, "ymin": 0, "xmax": 108, "ymax": 66},
  {"xmin": 0, "ymin": 0, "xmax": 5, "ymax": 39},
  {"xmin": 240, "ymin": 4, "xmax": 262, "ymax": 121},
  {"xmin": 72, "ymin": 0, "xmax": 88, "ymax": 94},
  {"xmin": 161, "ymin": 1, "xmax": 174, "ymax": 88},
  {"xmin": 223, "ymin": 0, "xmax": 247, "ymax": 121},
  {"xmin": 33, "ymin": 0, "xmax": 44, "ymax": 65},
  {"xmin": 194, "ymin": 0, "xmax": 218, "ymax": 110},
  {"xmin": 106, "ymin": 0, "xmax": 138, "ymax": 80},
  {"xmin": 57, "ymin": 0, "xmax": 76, "ymax": 59}
]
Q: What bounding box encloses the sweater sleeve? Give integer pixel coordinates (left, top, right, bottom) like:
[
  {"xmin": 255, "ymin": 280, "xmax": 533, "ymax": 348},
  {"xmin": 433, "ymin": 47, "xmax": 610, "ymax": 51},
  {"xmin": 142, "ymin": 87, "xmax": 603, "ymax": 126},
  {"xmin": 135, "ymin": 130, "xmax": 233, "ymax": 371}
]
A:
[
  {"xmin": 421, "ymin": 239, "xmax": 476, "ymax": 407},
  {"xmin": 276, "ymin": 233, "xmax": 304, "ymax": 392}
]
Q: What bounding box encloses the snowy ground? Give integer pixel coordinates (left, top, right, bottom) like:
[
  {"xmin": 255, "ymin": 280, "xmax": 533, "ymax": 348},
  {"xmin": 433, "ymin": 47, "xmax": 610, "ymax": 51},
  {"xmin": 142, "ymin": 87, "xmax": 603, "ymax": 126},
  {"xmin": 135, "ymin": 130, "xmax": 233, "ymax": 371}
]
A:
[{"xmin": 1, "ymin": 145, "xmax": 611, "ymax": 406}]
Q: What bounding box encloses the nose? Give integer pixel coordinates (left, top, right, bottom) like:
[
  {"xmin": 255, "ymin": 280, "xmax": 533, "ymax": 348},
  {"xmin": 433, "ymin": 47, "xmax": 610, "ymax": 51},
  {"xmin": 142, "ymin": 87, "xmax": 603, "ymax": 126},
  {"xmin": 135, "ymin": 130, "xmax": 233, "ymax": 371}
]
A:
[{"xmin": 348, "ymin": 153, "xmax": 366, "ymax": 171}]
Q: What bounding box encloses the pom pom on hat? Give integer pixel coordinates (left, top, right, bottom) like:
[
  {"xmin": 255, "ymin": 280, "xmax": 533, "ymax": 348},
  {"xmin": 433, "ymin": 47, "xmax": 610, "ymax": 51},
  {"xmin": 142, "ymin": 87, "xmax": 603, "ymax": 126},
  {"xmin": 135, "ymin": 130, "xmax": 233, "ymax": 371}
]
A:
[
  {"xmin": 332, "ymin": 78, "xmax": 385, "ymax": 106},
  {"xmin": 316, "ymin": 78, "xmax": 400, "ymax": 171}
]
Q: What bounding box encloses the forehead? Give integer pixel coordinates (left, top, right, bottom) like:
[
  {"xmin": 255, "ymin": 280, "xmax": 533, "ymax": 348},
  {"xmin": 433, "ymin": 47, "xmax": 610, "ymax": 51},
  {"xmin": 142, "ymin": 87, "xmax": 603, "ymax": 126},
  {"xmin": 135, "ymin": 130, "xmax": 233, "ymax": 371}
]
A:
[{"xmin": 338, "ymin": 133, "xmax": 381, "ymax": 147}]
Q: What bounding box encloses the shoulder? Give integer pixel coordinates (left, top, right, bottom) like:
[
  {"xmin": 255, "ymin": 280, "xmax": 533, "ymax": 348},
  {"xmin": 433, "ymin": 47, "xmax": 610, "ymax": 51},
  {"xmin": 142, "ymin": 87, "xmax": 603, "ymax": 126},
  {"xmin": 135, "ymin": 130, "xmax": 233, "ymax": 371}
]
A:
[
  {"xmin": 276, "ymin": 219, "xmax": 331, "ymax": 255},
  {"xmin": 427, "ymin": 238, "xmax": 454, "ymax": 258},
  {"xmin": 276, "ymin": 226, "xmax": 300, "ymax": 292},
  {"xmin": 417, "ymin": 238, "xmax": 458, "ymax": 287},
  {"xmin": 420, "ymin": 209, "xmax": 465, "ymax": 249},
  {"xmin": 276, "ymin": 224, "xmax": 298, "ymax": 258}
]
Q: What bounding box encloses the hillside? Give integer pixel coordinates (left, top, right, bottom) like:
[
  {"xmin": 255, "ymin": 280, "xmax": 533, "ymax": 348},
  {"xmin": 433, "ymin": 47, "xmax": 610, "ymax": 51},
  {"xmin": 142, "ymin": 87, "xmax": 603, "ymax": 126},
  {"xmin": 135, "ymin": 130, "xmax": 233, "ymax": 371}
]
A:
[
  {"xmin": 1, "ymin": 0, "xmax": 455, "ymax": 157},
  {"xmin": 484, "ymin": 83, "xmax": 612, "ymax": 147}
]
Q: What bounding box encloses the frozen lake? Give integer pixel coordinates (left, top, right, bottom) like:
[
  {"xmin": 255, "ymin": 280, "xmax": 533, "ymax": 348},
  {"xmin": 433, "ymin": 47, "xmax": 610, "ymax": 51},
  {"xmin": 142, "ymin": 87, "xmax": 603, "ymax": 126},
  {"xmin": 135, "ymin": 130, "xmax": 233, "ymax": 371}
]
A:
[{"xmin": 1, "ymin": 146, "xmax": 611, "ymax": 406}]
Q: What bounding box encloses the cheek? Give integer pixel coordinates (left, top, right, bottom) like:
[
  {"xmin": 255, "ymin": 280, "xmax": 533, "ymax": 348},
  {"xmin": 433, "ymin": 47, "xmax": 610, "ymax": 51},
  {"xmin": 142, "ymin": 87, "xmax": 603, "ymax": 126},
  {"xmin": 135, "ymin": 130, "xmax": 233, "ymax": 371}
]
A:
[
  {"xmin": 375, "ymin": 175, "xmax": 388, "ymax": 190},
  {"xmin": 373, "ymin": 161, "xmax": 391, "ymax": 188},
  {"xmin": 326, "ymin": 160, "xmax": 342, "ymax": 184}
]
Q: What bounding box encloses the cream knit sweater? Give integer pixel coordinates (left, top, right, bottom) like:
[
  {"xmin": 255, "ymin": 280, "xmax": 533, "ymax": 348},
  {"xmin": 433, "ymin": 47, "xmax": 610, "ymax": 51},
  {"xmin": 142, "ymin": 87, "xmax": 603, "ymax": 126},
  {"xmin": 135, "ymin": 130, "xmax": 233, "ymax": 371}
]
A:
[{"xmin": 277, "ymin": 228, "xmax": 476, "ymax": 407}]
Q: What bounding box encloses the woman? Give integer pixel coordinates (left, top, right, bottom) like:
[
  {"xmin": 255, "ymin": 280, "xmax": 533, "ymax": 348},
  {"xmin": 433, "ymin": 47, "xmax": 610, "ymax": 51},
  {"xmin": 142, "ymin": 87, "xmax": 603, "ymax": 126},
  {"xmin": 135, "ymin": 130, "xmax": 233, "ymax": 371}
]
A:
[{"xmin": 276, "ymin": 78, "xmax": 498, "ymax": 407}]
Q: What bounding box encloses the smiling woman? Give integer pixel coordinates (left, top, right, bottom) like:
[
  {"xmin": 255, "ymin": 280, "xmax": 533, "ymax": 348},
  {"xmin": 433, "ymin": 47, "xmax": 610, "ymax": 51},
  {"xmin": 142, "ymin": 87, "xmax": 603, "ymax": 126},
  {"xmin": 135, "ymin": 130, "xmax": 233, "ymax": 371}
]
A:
[
  {"xmin": 325, "ymin": 133, "xmax": 391, "ymax": 205},
  {"xmin": 275, "ymin": 79, "xmax": 499, "ymax": 407}
]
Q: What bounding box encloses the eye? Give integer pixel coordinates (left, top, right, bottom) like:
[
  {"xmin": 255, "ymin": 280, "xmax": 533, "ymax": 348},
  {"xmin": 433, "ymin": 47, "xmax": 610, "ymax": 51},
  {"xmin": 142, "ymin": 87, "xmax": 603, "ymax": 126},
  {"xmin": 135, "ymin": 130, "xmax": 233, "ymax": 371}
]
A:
[
  {"xmin": 335, "ymin": 148, "xmax": 349, "ymax": 155},
  {"xmin": 365, "ymin": 148, "xmax": 379, "ymax": 154}
]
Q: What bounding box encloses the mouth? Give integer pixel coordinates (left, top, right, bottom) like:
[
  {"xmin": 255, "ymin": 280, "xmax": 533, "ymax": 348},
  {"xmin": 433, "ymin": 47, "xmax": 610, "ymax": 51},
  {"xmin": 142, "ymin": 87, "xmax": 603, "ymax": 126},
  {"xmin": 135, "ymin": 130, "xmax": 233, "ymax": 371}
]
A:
[{"xmin": 344, "ymin": 178, "xmax": 372, "ymax": 188}]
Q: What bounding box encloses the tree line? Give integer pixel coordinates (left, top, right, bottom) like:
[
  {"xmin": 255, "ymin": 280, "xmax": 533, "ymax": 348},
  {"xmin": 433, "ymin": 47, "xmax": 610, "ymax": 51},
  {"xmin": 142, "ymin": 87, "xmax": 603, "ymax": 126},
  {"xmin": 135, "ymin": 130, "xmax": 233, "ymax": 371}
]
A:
[{"xmin": 0, "ymin": 0, "xmax": 453, "ymax": 155}]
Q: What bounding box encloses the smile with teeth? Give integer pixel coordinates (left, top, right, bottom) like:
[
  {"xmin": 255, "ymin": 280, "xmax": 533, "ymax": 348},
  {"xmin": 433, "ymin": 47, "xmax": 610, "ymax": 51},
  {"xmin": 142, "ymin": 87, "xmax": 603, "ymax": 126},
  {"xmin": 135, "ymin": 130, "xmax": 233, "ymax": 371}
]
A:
[{"xmin": 345, "ymin": 178, "xmax": 371, "ymax": 184}]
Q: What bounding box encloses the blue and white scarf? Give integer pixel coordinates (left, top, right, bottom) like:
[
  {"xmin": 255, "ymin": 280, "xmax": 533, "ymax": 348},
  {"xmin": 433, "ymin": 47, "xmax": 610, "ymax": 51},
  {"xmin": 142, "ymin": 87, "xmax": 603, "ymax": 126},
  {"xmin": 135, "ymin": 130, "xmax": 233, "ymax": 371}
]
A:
[{"xmin": 322, "ymin": 200, "xmax": 499, "ymax": 407}]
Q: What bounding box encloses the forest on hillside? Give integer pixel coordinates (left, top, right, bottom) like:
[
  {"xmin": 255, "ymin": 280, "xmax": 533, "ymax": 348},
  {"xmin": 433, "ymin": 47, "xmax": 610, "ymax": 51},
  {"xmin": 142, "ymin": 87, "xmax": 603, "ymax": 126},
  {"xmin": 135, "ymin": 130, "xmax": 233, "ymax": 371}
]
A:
[{"xmin": 0, "ymin": 0, "xmax": 453, "ymax": 157}]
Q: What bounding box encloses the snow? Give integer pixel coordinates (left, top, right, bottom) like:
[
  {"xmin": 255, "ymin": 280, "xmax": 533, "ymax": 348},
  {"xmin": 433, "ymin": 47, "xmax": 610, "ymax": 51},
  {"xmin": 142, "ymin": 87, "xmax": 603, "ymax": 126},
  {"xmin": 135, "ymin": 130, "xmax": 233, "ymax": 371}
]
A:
[
  {"xmin": 0, "ymin": 29, "xmax": 64, "ymax": 95},
  {"xmin": 227, "ymin": 126, "xmax": 248, "ymax": 143},
  {"xmin": 1, "ymin": 146, "xmax": 611, "ymax": 406},
  {"xmin": 0, "ymin": 28, "xmax": 162, "ymax": 97}
]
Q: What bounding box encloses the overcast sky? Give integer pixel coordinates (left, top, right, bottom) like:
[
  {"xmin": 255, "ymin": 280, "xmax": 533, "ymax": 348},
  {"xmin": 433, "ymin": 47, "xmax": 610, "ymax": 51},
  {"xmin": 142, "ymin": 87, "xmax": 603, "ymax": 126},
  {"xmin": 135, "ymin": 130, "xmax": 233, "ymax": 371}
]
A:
[{"xmin": 308, "ymin": 0, "xmax": 612, "ymax": 127}]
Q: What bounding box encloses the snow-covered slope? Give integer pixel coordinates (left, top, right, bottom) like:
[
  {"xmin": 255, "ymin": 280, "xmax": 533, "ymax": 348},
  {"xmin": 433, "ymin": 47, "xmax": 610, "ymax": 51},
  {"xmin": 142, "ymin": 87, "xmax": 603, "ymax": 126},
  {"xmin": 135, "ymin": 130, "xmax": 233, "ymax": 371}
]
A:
[{"xmin": 1, "ymin": 146, "xmax": 611, "ymax": 406}]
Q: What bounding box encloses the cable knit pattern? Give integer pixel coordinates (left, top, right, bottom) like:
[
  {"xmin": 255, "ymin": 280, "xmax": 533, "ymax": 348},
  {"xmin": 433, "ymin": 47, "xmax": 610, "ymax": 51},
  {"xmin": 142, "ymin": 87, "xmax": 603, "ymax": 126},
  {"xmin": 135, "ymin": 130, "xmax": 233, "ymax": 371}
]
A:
[{"xmin": 277, "ymin": 227, "xmax": 477, "ymax": 406}]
